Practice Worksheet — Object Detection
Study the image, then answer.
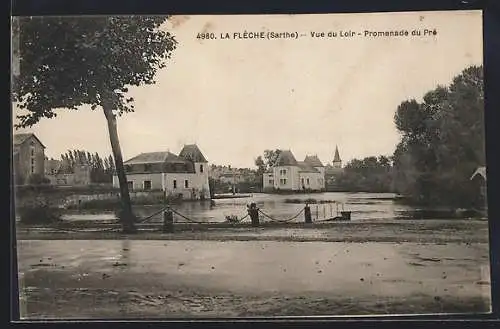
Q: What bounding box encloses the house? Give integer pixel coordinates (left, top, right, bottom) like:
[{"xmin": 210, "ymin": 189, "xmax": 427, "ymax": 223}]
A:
[
  {"xmin": 262, "ymin": 150, "xmax": 326, "ymax": 192},
  {"xmin": 113, "ymin": 144, "xmax": 210, "ymax": 200},
  {"xmin": 44, "ymin": 157, "xmax": 92, "ymax": 186},
  {"xmin": 13, "ymin": 133, "xmax": 46, "ymax": 184}
]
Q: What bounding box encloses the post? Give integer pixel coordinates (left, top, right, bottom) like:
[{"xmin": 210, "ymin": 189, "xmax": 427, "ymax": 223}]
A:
[
  {"xmin": 304, "ymin": 204, "xmax": 312, "ymax": 223},
  {"xmin": 248, "ymin": 203, "xmax": 259, "ymax": 227},
  {"xmin": 163, "ymin": 208, "xmax": 174, "ymax": 233}
]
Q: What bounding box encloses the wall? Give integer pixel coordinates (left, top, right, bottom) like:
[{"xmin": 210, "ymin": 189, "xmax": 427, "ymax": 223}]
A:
[
  {"xmin": 113, "ymin": 166, "xmax": 211, "ymax": 200},
  {"xmin": 263, "ymin": 172, "xmax": 274, "ymax": 190},
  {"xmin": 63, "ymin": 190, "xmax": 166, "ymax": 207},
  {"xmin": 54, "ymin": 165, "xmax": 92, "ymax": 186},
  {"xmin": 273, "ymin": 166, "xmax": 300, "ymax": 190},
  {"xmin": 113, "ymin": 173, "xmax": 163, "ymax": 190},
  {"xmin": 299, "ymin": 172, "xmax": 323, "ymax": 191},
  {"xmin": 14, "ymin": 136, "xmax": 45, "ymax": 183},
  {"xmin": 164, "ymin": 167, "xmax": 210, "ymax": 200}
]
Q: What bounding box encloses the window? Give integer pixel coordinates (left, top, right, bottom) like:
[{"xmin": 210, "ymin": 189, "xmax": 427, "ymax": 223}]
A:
[
  {"xmin": 306, "ymin": 178, "xmax": 310, "ymax": 185},
  {"xmin": 200, "ymin": 164, "xmax": 204, "ymax": 173},
  {"xmin": 31, "ymin": 158, "xmax": 35, "ymax": 173},
  {"xmin": 143, "ymin": 180, "xmax": 152, "ymax": 190},
  {"xmin": 185, "ymin": 180, "xmax": 189, "ymax": 188},
  {"xmin": 127, "ymin": 181, "xmax": 133, "ymax": 190},
  {"xmin": 31, "ymin": 148, "xmax": 35, "ymax": 157},
  {"xmin": 269, "ymin": 179, "xmax": 274, "ymax": 184},
  {"xmin": 283, "ymin": 178, "xmax": 287, "ymax": 185},
  {"xmin": 144, "ymin": 164, "xmax": 151, "ymax": 171},
  {"xmin": 301, "ymin": 178, "xmax": 304, "ymax": 185},
  {"xmin": 173, "ymin": 180, "xmax": 177, "ymax": 189}
]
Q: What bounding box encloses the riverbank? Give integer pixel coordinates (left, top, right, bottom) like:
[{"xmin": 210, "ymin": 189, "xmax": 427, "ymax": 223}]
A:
[
  {"xmin": 17, "ymin": 239, "xmax": 491, "ymax": 318},
  {"xmin": 16, "ymin": 219, "xmax": 489, "ymax": 243}
]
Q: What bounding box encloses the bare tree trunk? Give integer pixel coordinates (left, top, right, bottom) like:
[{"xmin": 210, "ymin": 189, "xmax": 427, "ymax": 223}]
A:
[{"xmin": 101, "ymin": 92, "xmax": 136, "ymax": 233}]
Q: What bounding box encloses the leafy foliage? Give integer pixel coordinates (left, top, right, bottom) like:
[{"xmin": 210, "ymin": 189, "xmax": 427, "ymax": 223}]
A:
[
  {"xmin": 335, "ymin": 156, "xmax": 394, "ymax": 192},
  {"xmin": 392, "ymin": 65, "xmax": 485, "ymax": 208},
  {"xmin": 12, "ymin": 16, "xmax": 177, "ymax": 127},
  {"xmin": 12, "ymin": 16, "xmax": 177, "ymax": 231}
]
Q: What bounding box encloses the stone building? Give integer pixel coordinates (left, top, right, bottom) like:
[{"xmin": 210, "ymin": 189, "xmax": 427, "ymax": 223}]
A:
[
  {"xmin": 113, "ymin": 144, "xmax": 211, "ymax": 200},
  {"xmin": 13, "ymin": 133, "xmax": 46, "ymax": 185}
]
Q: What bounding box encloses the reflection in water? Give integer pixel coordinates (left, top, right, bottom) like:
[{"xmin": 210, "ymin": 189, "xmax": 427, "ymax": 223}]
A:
[{"xmin": 61, "ymin": 192, "xmax": 485, "ymax": 223}]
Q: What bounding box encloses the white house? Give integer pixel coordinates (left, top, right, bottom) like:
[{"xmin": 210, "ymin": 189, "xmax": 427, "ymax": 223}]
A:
[
  {"xmin": 113, "ymin": 144, "xmax": 210, "ymax": 200},
  {"xmin": 262, "ymin": 150, "xmax": 326, "ymax": 192}
]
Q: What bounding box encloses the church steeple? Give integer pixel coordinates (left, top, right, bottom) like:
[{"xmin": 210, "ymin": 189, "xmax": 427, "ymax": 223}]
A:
[{"xmin": 333, "ymin": 145, "xmax": 342, "ymax": 168}]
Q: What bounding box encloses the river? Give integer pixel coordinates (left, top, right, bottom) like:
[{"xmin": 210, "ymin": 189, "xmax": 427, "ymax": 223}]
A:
[{"xmin": 59, "ymin": 192, "xmax": 470, "ymax": 223}]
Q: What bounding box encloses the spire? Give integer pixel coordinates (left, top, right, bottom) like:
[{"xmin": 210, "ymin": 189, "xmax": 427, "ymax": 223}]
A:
[{"xmin": 333, "ymin": 145, "xmax": 341, "ymax": 162}]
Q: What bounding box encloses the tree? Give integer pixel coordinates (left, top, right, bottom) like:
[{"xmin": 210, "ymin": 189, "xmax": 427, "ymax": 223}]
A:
[
  {"xmin": 12, "ymin": 16, "xmax": 177, "ymax": 233},
  {"xmin": 392, "ymin": 65, "xmax": 485, "ymax": 208},
  {"xmin": 336, "ymin": 155, "xmax": 394, "ymax": 192},
  {"xmin": 255, "ymin": 156, "xmax": 266, "ymax": 175},
  {"xmin": 263, "ymin": 149, "xmax": 282, "ymax": 168}
]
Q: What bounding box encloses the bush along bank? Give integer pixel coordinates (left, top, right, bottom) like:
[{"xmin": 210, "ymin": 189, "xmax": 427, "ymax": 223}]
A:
[{"xmin": 17, "ymin": 197, "xmax": 62, "ymax": 225}]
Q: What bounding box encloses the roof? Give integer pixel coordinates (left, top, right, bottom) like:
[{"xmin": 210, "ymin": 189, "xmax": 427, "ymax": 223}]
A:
[
  {"xmin": 13, "ymin": 133, "xmax": 46, "ymax": 148},
  {"xmin": 333, "ymin": 146, "xmax": 341, "ymax": 162},
  {"xmin": 124, "ymin": 151, "xmax": 185, "ymax": 165},
  {"xmin": 304, "ymin": 155, "xmax": 324, "ymax": 167},
  {"xmin": 470, "ymin": 166, "xmax": 486, "ymax": 181},
  {"xmin": 297, "ymin": 161, "xmax": 319, "ymax": 173},
  {"xmin": 179, "ymin": 144, "xmax": 208, "ymax": 163},
  {"xmin": 275, "ymin": 150, "xmax": 298, "ymax": 166}
]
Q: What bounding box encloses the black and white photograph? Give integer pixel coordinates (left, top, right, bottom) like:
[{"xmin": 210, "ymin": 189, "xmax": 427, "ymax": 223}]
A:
[{"xmin": 11, "ymin": 10, "xmax": 490, "ymax": 319}]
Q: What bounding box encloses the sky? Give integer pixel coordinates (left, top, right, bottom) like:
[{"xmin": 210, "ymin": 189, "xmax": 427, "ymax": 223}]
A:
[{"xmin": 12, "ymin": 11, "xmax": 483, "ymax": 168}]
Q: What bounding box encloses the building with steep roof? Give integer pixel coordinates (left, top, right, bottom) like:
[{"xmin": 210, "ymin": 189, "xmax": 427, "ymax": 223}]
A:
[
  {"xmin": 325, "ymin": 145, "xmax": 344, "ymax": 190},
  {"xmin": 13, "ymin": 133, "xmax": 46, "ymax": 185},
  {"xmin": 112, "ymin": 144, "xmax": 210, "ymax": 200},
  {"xmin": 262, "ymin": 149, "xmax": 326, "ymax": 192}
]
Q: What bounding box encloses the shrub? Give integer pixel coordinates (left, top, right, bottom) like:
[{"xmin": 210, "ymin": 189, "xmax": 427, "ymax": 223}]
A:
[{"xmin": 18, "ymin": 203, "xmax": 62, "ymax": 224}]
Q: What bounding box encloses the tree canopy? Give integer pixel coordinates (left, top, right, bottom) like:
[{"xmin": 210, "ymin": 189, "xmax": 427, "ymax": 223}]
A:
[
  {"xmin": 12, "ymin": 16, "xmax": 177, "ymax": 127},
  {"xmin": 392, "ymin": 65, "xmax": 485, "ymax": 208},
  {"xmin": 334, "ymin": 155, "xmax": 394, "ymax": 193},
  {"xmin": 12, "ymin": 16, "xmax": 177, "ymax": 232}
]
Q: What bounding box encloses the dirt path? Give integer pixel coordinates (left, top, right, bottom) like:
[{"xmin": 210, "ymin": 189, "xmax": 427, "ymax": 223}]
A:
[
  {"xmin": 17, "ymin": 239, "xmax": 491, "ymax": 319},
  {"xmin": 16, "ymin": 219, "xmax": 489, "ymax": 244}
]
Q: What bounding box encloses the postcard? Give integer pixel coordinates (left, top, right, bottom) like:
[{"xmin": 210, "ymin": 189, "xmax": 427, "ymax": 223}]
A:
[{"xmin": 11, "ymin": 11, "xmax": 490, "ymax": 319}]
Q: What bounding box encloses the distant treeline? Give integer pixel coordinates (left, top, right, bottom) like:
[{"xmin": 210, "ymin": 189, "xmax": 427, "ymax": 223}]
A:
[
  {"xmin": 333, "ymin": 156, "xmax": 393, "ymax": 193},
  {"xmin": 392, "ymin": 65, "xmax": 485, "ymax": 208}
]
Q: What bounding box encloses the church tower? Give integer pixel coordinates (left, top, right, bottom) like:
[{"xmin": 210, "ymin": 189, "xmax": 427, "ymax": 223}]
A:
[{"xmin": 332, "ymin": 145, "xmax": 342, "ymax": 168}]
